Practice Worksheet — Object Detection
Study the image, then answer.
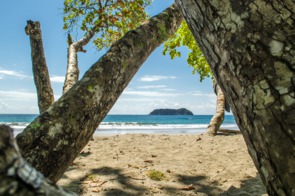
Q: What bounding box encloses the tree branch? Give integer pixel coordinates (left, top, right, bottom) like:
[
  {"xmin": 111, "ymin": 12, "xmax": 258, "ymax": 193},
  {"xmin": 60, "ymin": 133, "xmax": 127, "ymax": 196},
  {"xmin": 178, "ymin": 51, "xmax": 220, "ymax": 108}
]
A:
[
  {"xmin": 207, "ymin": 80, "xmax": 225, "ymax": 135},
  {"xmin": 63, "ymin": 25, "xmax": 98, "ymax": 93},
  {"xmin": 25, "ymin": 20, "xmax": 54, "ymax": 113}
]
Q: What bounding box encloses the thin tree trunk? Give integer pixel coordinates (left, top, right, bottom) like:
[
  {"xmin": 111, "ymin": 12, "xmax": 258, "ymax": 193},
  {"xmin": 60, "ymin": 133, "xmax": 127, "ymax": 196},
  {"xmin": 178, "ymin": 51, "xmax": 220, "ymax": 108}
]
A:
[
  {"xmin": 0, "ymin": 125, "xmax": 75, "ymax": 195},
  {"xmin": 25, "ymin": 20, "xmax": 54, "ymax": 113},
  {"xmin": 175, "ymin": 0, "xmax": 295, "ymax": 195},
  {"xmin": 16, "ymin": 4, "xmax": 182, "ymax": 183},
  {"xmin": 207, "ymin": 80, "xmax": 225, "ymax": 135},
  {"xmin": 63, "ymin": 28, "xmax": 96, "ymax": 93}
]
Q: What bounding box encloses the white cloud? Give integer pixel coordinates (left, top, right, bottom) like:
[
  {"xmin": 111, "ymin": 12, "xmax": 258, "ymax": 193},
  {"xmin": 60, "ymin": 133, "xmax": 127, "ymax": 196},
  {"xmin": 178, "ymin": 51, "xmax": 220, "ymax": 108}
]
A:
[
  {"xmin": 0, "ymin": 90, "xmax": 39, "ymax": 113},
  {"xmin": 0, "ymin": 99, "xmax": 8, "ymax": 109},
  {"xmin": 50, "ymin": 76, "xmax": 65, "ymax": 83},
  {"xmin": 53, "ymin": 94, "xmax": 60, "ymax": 99},
  {"xmin": 119, "ymin": 98, "xmax": 163, "ymax": 102},
  {"xmin": 147, "ymin": 100, "xmax": 181, "ymax": 108},
  {"xmin": 109, "ymin": 95, "xmax": 217, "ymax": 115},
  {"xmin": 136, "ymin": 85, "xmax": 176, "ymax": 91},
  {"xmin": 0, "ymin": 90, "xmax": 37, "ymax": 101},
  {"xmin": 139, "ymin": 75, "xmax": 176, "ymax": 82},
  {"xmin": 140, "ymin": 85, "xmax": 167, "ymax": 89},
  {"xmin": 109, "ymin": 98, "xmax": 182, "ymax": 114},
  {"xmin": 192, "ymin": 92, "xmax": 215, "ymax": 97},
  {"xmin": 0, "ymin": 68, "xmax": 30, "ymax": 79},
  {"xmin": 161, "ymin": 88, "xmax": 177, "ymax": 91},
  {"xmin": 123, "ymin": 90, "xmax": 180, "ymax": 97}
]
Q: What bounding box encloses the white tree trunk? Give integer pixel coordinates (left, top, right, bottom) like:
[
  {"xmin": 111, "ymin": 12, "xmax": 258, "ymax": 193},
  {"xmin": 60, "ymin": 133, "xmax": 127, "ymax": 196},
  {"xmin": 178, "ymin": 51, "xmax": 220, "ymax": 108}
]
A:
[
  {"xmin": 63, "ymin": 29, "xmax": 96, "ymax": 93},
  {"xmin": 207, "ymin": 80, "xmax": 225, "ymax": 135}
]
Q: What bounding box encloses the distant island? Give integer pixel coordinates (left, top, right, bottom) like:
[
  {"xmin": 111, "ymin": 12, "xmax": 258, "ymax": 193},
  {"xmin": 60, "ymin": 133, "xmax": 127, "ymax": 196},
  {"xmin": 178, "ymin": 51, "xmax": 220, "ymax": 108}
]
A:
[{"xmin": 149, "ymin": 108, "xmax": 193, "ymax": 115}]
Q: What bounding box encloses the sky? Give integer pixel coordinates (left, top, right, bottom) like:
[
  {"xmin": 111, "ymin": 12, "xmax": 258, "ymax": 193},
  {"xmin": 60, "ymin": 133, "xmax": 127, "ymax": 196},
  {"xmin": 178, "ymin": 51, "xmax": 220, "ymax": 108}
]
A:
[{"xmin": 0, "ymin": 0, "xmax": 217, "ymax": 115}]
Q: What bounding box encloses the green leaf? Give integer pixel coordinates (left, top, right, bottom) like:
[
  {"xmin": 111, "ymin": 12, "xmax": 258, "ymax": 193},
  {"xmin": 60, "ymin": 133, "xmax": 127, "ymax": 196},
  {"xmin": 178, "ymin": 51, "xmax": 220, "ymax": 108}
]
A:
[
  {"xmin": 63, "ymin": 0, "xmax": 152, "ymax": 50},
  {"xmin": 163, "ymin": 21, "xmax": 212, "ymax": 82}
]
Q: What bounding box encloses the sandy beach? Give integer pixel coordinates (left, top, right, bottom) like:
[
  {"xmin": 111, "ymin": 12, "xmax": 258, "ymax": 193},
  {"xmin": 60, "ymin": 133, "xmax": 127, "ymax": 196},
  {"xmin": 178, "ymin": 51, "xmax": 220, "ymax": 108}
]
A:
[{"xmin": 58, "ymin": 133, "xmax": 267, "ymax": 195}]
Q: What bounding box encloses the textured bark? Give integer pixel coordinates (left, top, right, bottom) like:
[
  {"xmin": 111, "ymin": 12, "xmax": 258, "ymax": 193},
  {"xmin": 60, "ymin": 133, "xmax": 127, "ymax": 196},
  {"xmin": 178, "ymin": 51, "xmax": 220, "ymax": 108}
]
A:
[
  {"xmin": 175, "ymin": 0, "xmax": 295, "ymax": 195},
  {"xmin": 25, "ymin": 21, "xmax": 54, "ymax": 113},
  {"xmin": 63, "ymin": 30, "xmax": 95, "ymax": 93},
  {"xmin": 0, "ymin": 125, "xmax": 75, "ymax": 195},
  {"xmin": 207, "ymin": 81, "xmax": 225, "ymax": 135},
  {"xmin": 16, "ymin": 4, "xmax": 182, "ymax": 183}
]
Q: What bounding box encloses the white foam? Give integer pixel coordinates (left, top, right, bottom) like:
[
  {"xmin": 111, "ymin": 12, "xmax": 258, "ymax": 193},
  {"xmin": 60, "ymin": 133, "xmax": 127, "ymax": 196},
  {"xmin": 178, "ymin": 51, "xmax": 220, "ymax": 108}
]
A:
[
  {"xmin": 98, "ymin": 122, "xmax": 238, "ymax": 131},
  {"xmin": 2, "ymin": 122, "xmax": 239, "ymax": 135}
]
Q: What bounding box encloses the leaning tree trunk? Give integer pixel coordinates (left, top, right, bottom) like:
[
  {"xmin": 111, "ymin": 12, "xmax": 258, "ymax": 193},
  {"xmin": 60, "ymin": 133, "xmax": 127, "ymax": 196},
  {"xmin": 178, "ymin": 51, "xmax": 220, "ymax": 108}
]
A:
[
  {"xmin": 25, "ymin": 20, "xmax": 54, "ymax": 113},
  {"xmin": 175, "ymin": 0, "xmax": 295, "ymax": 195},
  {"xmin": 0, "ymin": 125, "xmax": 75, "ymax": 196},
  {"xmin": 207, "ymin": 80, "xmax": 225, "ymax": 135},
  {"xmin": 16, "ymin": 4, "xmax": 182, "ymax": 183}
]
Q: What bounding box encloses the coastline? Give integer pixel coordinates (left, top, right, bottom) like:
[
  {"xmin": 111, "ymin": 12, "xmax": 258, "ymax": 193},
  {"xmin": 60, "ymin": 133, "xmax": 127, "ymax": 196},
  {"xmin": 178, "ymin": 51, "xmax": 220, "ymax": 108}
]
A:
[
  {"xmin": 58, "ymin": 133, "xmax": 267, "ymax": 195},
  {"xmin": 9, "ymin": 123, "xmax": 239, "ymax": 136},
  {"xmin": 1, "ymin": 114, "xmax": 238, "ymax": 137}
]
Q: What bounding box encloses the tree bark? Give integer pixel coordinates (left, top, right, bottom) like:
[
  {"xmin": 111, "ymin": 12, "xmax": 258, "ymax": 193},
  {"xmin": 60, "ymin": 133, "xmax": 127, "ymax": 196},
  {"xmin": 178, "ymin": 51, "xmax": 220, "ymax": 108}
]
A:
[
  {"xmin": 0, "ymin": 125, "xmax": 75, "ymax": 195},
  {"xmin": 16, "ymin": 4, "xmax": 182, "ymax": 183},
  {"xmin": 63, "ymin": 29, "xmax": 96, "ymax": 93},
  {"xmin": 25, "ymin": 20, "xmax": 54, "ymax": 113},
  {"xmin": 207, "ymin": 80, "xmax": 225, "ymax": 135},
  {"xmin": 175, "ymin": 0, "xmax": 295, "ymax": 195}
]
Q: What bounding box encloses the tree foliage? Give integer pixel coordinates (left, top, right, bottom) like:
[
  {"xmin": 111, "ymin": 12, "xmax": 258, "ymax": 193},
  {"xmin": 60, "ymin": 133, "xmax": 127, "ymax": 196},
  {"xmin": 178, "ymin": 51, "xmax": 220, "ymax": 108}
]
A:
[
  {"xmin": 163, "ymin": 21, "xmax": 212, "ymax": 81},
  {"xmin": 63, "ymin": 0, "xmax": 152, "ymax": 50}
]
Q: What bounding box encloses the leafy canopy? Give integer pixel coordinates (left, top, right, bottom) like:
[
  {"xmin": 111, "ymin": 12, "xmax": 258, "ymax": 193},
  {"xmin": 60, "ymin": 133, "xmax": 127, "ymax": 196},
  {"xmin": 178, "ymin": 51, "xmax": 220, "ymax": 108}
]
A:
[
  {"xmin": 163, "ymin": 21, "xmax": 212, "ymax": 81},
  {"xmin": 63, "ymin": 0, "xmax": 152, "ymax": 50}
]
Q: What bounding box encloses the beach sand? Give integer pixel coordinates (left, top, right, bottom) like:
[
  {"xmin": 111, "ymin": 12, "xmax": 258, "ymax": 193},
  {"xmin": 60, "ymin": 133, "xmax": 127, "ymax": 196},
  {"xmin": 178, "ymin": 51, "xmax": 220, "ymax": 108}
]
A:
[{"xmin": 58, "ymin": 133, "xmax": 267, "ymax": 195}]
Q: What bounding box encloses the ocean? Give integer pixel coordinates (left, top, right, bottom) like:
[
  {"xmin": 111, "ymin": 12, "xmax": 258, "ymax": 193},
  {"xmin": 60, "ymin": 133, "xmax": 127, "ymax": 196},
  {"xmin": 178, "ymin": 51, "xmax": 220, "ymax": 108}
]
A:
[{"xmin": 0, "ymin": 114, "xmax": 238, "ymax": 135}]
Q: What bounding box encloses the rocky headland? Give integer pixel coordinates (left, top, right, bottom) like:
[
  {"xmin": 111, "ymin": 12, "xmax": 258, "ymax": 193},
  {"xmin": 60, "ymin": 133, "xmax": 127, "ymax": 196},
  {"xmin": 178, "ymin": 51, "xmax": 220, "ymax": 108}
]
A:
[{"xmin": 149, "ymin": 108, "xmax": 193, "ymax": 115}]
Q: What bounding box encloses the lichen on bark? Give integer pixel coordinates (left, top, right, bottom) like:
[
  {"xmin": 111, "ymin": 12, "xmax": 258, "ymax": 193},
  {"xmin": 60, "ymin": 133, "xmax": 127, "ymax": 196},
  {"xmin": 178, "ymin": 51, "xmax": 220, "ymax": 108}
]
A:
[
  {"xmin": 175, "ymin": 0, "xmax": 295, "ymax": 195},
  {"xmin": 0, "ymin": 125, "xmax": 75, "ymax": 195}
]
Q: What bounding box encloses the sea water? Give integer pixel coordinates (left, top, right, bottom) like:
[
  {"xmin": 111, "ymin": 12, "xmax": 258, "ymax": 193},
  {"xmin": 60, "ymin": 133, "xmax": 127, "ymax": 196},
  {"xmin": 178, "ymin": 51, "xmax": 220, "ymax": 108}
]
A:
[{"xmin": 0, "ymin": 114, "xmax": 238, "ymax": 135}]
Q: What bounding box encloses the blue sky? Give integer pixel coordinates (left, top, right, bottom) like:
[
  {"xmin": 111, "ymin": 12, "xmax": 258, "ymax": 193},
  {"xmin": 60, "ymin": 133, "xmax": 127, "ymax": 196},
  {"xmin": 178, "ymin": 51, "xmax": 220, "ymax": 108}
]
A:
[{"xmin": 0, "ymin": 0, "xmax": 216, "ymax": 115}]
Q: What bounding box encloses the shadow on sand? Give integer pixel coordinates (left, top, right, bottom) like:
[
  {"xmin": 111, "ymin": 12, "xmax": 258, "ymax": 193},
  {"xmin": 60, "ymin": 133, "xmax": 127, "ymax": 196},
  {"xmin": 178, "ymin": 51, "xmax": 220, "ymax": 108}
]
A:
[{"xmin": 60, "ymin": 166, "xmax": 266, "ymax": 195}]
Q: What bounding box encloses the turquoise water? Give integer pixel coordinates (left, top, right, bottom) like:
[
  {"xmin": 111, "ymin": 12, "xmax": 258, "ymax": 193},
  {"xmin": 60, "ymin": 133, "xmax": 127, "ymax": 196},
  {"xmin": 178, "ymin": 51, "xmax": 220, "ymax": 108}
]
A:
[{"xmin": 0, "ymin": 114, "xmax": 238, "ymax": 135}]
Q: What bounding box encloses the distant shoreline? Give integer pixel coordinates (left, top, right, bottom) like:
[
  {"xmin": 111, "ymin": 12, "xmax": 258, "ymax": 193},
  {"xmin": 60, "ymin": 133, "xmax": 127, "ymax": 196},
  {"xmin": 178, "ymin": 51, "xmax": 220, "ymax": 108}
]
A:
[
  {"xmin": 1, "ymin": 114, "xmax": 238, "ymax": 136},
  {"xmin": 11, "ymin": 125, "xmax": 239, "ymax": 137}
]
